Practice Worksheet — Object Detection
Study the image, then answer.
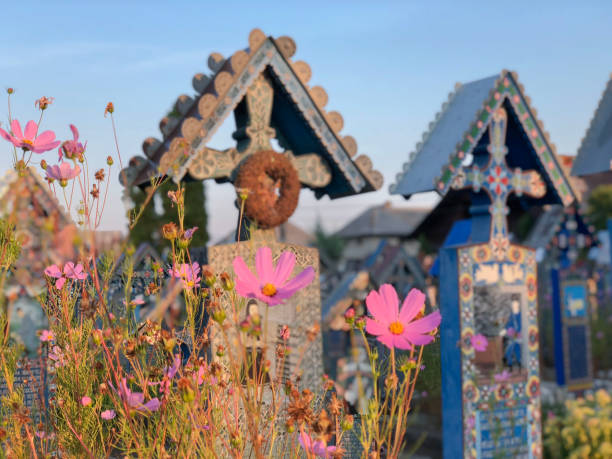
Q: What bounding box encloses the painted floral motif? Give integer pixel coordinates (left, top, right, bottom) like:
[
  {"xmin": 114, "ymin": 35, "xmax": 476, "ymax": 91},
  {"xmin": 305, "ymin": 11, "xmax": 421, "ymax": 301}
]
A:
[
  {"xmin": 463, "ymin": 381, "xmax": 479, "ymax": 404},
  {"xmin": 461, "ymin": 328, "xmax": 475, "ymax": 355},
  {"xmin": 460, "ymin": 273, "xmax": 473, "ymax": 301},
  {"xmin": 495, "ymin": 383, "xmax": 513, "ymax": 401},
  {"xmin": 526, "ymin": 376, "xmax": 540, "ymax": 398},
  {"xmin": 491, "ymin": 233, "xmax": 509, "ymax": 261},
  {"xmin": 526, "ymin": 274, "xmax": 537, "ymax": 300},
  {"xmin": 472, "ymin": 245, "xmax": 491, "ymax": 263},
  {"xmin": 528, "ymin": 326, "xmax": 539, "ymax": 351}
]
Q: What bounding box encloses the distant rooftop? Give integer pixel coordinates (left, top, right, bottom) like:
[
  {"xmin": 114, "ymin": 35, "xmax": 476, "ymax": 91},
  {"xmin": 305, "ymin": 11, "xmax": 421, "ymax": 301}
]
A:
[
  {"xmin": 572, "ymin": 74, "xmax": 612, "ymax": 178},
  {"xmin": 334, "ymin": 202, "xmax": 430, "ymax": 239}
]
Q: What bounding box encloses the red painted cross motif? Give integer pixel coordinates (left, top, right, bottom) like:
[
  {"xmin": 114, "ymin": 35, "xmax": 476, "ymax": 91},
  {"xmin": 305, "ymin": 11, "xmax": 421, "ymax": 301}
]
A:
[{"xmin": 451, "ymin": 108, "xmax": 546, "ymax": 260}]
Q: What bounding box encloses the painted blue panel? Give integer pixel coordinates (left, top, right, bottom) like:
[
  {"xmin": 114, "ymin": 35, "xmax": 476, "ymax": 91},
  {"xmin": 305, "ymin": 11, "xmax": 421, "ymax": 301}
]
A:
[
  {"xmin": 439, "ymin": 247, "xmax": 463, "ymax": 459},
  {"xmin": 563, "ymin": 284, "xmax": 588, "ymax": 318},
  {"xmin": 551, "ymin": 269, "xmax": 565, "ymax": 386},
  {"xmin": 430, "ymin": 219, "xmax": 472, "ymax": 277},
  {"xmin": 476, "ymin": 403, "xmax": 529, "ymax": 458},
  {"xmin": 567, "ymin": 325, "xmax": 589, "ymax": 381}
]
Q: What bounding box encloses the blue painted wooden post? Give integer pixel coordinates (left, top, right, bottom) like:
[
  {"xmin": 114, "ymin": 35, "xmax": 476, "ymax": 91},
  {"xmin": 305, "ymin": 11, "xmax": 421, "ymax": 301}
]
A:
[
  {"xmin": 440, "ymin": 242, "xmax": 542, "ymax": 458},
  {"xmin": 551, "ymin": 268, "xmax": 565, "ymax": 386},
  {"xmin": 608, "ymin": 219, "xmax": 612, "ymax": 285},
  {"xmin": 440, "ymin": 246, "xmax": 463, "ymax": 458}
]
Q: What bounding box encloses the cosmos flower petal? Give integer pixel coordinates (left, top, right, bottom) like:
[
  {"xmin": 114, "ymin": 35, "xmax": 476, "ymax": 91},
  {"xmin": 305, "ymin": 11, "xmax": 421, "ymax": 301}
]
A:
[
  {"xmin": 32, "ymin": 140, "xmax": 61, "ymax": 153},
  {"xmin": 235, "ymin": 279, "xmax": 257, "ymax": 299},
  {"xmin": 10, "ymin": 119, "xmax": 23, "ymax": 139},
  {"xmin": 392, "ymin": 334, "xmax": 413, "ymax": 350},
  {"xmin": 0, "ymin": 127, "xmax": 14, "ymax": 143},
  {"xmin": 276, "ymin": 266, "xmax": 314, "ymax": 295},
  {"xmin": 101, "ymin": 410, "xmax": 116, "ymax": 420},
  {"xmin": 379, "ymin": 284, "xmax": 400, "ymax": 318},
  {"xmin": 298, "ymin": 431, "xmax": 312, "ymax": 451},
  {"xmin": 273, "ymin": 251, "xmax": 296, "ymax": 286},
  {"xmin": 255, "ymin": 247, "xmax": 274, "ymax": 284},
  {"xmin": 44, "ymin": 264, "xmax": 62, "ymax": 278},
  {"xmin": 233, "ymin": 256, "xmax": 259, "ymax": 288},
  {"xmin": 402, "ymin": 331, "xmax": 434, "ymax": 346},
  {"xmin": 398, "ymin": 288, "xmax": 426, "ymax": 323},
  {"xmin": 35, "ymin": 130, "xmax": 56, "ymax": 144},
  {"xmin": 69, "ymin": 124, "xmax": 79, "ymax": 141},
  {"xmin": 403, "ymin": 310, "xmax": 441, "ymax": 335},
  {"xmin": 24, "ymin": 120, "xmax": 38, "ymax": 140},
  {"xmin": 365, "ymin": 289, "xmax": 388, "ymax": 322},
  {"xmin": 376, "ymin": 333, "xmax": 395, "ymax": 349},
  {"xmin": 365, "ymin": 318, "xmax": 389, "ymax": 336},
  {"xmin": 140, "ymin": 398, "xmax": 161, "ymax": 412},
  {"xmin": 55, "ymin": 277, "xmax": 66, "ymax": 290}
]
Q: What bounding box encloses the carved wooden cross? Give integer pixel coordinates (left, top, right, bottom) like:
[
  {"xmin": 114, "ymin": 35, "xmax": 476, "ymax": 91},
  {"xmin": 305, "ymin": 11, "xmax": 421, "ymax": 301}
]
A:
[
  {"xmin": 187, "ymin": 74, "xmax": 332, "ymax": 189},
  {"xmin": 451, "ymin": 107, "xmax": 546, "ymax": 259}
]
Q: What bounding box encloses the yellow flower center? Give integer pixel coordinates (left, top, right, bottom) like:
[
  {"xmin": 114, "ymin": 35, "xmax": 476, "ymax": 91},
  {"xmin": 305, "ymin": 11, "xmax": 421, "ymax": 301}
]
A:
[
  {"xmin": 22, "ymin": 139, "xmax": 33, "ymax": 150},
  {"xmin": 389, "ymin": 321, "xmax": 404, "ymax": 335},
  {"xmin": 261, "ymin": 283, "xmax": 277, "ymax": 297}
]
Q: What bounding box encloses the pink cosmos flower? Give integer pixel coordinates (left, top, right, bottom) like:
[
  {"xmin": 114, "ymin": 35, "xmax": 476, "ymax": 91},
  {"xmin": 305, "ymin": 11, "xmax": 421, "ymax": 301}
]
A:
[
  {"xmin": 48, "ymin": 345, "xmax": 67, "ymax": 368},
  {"xmin": 122, "ymin": 298, "xmax": 145, "ymax": 308},
  {"xmin": 113, "ymin": 378, "xmax": 160, "ymax": 413},
  {"xmin": 159, "ymin": 354, "xmax": 181, "ymax": 394},
  {"xmin": 183, "ymin": 227, "xmax": 198, "ymax": 240},
  {"xmin": 101, "ymin": 410, "xmax": 116, "ymax": 420},
  {"xmin": 232, "ymin": 247, "xmax": 315, "ymax": 306},
  {"xmin": 45, "ymin": 262, "xmax": 88, "ymax": 289},
  {"xmin": 365, "ymin": 285, "xmax": 441, "ymax": 350},
  {"xmin": 298, "ymin": 431, "xmax": 337, "ymax": 458},
  {"xmin": 46, "ymin": 162, "xmax": 81, "ymax": 185},
  {"xmin": 58, "ymin": 124, "xmax": 86, "ymax": 160},
  {"xmin": 169, "ymin": 262, "xmax": 201, "ymax": 289},
  {"xmin": 81, "ymin": 396, "xmax": 92, "ymax": 406},
  {"xmin": 494, "ymin": 369, "xmax": 511, "ymax": 382},
  {"xmin": 39, "ymin": 330, "xmax": 54, "ymax": 342},
  {"xmin": 471, "ymin": 334, "xmax": 488, "ymax": 352},
  {"xmin": 0, "ymin": 119, "xmax": 60, "ymax": 153}
]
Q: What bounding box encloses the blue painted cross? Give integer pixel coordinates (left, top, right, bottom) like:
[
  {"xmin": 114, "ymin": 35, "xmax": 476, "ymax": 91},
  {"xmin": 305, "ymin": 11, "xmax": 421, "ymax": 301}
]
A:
[{"xmin": 451, "ymin": 107, "xmax": 546, "ymax": 259}]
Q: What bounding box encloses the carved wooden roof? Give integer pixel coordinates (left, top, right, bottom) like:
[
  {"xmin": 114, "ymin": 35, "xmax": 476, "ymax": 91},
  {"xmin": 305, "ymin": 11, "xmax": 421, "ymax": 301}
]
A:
[
  {"xmin": 572, "ymin": 73, "xmax": 612, "ymax": 178},
  {"xmin": 121, "ymin": 29, "xmax": 383, "ymax": 199},
  {"xmin": 390, "ymin": 70, "xmax": 576, "ymax": 208}
]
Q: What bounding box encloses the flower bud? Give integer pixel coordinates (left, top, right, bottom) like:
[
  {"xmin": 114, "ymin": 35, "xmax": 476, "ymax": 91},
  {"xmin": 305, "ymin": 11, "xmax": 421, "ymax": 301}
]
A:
[
  {"xmin": 344, "ymin": 307, "xmax": 355, "ymax": 325},
  {"xmin": 212, "ymin": 308, "xmax": 226, "ymax": 325},
  {"xmin": 7, "ymin": 88, "xmax": 13, "ymax": 94},
  {"xmin": 202, "ymin": 266, "xmax": 216, "ymax": 287},
  {"xmin": 59, "ymin": 179, "xmax": 68, "ymax": 188},
  {"xmin": 341, "ymin": 414, "xmax": 354, "ymax": 431},
  {"xmin": 216, "ymin": 345, "xmax": 225, "ymax": 358},
  {"xmin": 161, "ymin": 223, "xmax": 179, "ymax": 240},
  {"xmin": 219, "ymin": 272, "xmax": 234, "ymax": 291},
  {"xmin": 163, "ymin": 337, "xmax": 176, "ymax": 354},
  {"xmin": 40, "ymin": 159, "xmax": 47, "ymax": 170},
  {"xmin": 355, "ymin": 316, "xmax": 366, "ymax": 330},
  {"xmin": 106, "ymin": 156, "xmax": 114, "ymax": 166}
]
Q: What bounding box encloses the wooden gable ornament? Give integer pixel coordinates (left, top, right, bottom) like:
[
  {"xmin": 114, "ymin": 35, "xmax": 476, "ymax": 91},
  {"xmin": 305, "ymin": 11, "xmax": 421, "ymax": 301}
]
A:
[{"xmin": 120, "ymin": 28, "xmax": 383, "ymax": 232}]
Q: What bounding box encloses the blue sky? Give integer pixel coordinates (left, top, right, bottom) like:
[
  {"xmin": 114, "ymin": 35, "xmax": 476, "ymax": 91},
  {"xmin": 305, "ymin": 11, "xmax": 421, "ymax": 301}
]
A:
[{"xmin": 1, "ymin": 1, "xmax": 611, "ymax": 241}]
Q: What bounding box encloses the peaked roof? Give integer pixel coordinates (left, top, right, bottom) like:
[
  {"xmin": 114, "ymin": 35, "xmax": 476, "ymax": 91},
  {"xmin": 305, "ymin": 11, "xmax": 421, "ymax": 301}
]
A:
[
  {"xmin": 0, "ymin": 167, "xmax": 72, "ymax": 225},
  {"xmin": 572, "ymin": 74, "xmax": 612, "ymax": 178},
  {"xmin": 335, "ymin": 203, "xmax": 430, "ymax": 239},
  {"xmin": 390, "ymin": 70, "xmax": 576, "ymax": 207},
  {"xmin": 122, "ymin": 28, "xmax": 382, "ymax": 199}
]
